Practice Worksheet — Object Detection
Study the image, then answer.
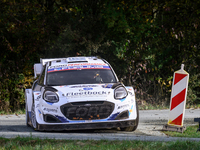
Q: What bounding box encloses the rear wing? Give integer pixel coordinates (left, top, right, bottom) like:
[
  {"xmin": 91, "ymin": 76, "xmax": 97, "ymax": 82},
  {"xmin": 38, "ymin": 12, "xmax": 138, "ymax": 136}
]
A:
[
  {"xmin": 34, "ymin": 58, "xmax": 65, "ymax": 78},
  {"xmin": 40, "ymin": 58, "xmax": 65, "ymax": 65},
  {"xmin": 33, "ymin": 57, "xmax": 101, "ymax": 78}
]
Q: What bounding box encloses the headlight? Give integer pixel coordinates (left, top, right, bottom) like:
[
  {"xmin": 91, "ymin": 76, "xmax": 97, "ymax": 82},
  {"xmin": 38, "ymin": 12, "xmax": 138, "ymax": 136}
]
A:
[
  {"xmin": 43, "ymin": 91, "xmax": 59, "ymax": 103},
  {"xmin": 114, "ymin": 86, "xmax": 128, "ymax": 99}
]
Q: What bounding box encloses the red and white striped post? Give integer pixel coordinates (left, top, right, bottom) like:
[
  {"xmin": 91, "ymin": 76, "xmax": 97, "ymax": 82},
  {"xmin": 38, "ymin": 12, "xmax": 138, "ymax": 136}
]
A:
[{"xmin": 163, "ymin": 64, "xmax": 189, "ymax": 133}]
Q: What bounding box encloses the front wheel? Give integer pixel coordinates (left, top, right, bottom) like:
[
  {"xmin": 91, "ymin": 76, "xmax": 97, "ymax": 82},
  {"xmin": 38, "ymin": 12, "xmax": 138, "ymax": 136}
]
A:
[
  {"xmin": 121, "ymin": 102, "xmax": 139, "ymax": 132},
  {"xmin": 31, "ymin": 103, "xmax": 38, "ymax": 130}
]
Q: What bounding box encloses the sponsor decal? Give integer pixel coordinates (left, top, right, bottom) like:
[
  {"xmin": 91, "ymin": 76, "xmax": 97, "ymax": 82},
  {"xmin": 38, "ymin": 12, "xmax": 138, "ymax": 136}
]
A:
[
  {"xmin": 34, "ymin": 92, "xmax": 41, "ymax": 101},
  {"xmin": 59, "ymin": 85, "xmax": 68, "ymax": 88},
  {"xmin": 131, "ymin": 99, "xmax": 134, "ymax": 103},
  {"xmin": 43, "ymin": 108, "xmax": 57, "ymax": 113},
  {"xmin": 46, "ymin": 102, "xmax": 54, "ymax": 105},
  {"xmin": 36, "ymin": 95, "xmax": 41, "ymax": 100},
  {"xmin": 48, "ymin": 64, "xmax": 110, "ymax": 72},
  {"xmin": 48, "ymin": 63, "xmax": 107, "ymax": 69},
  {"xmin": 83, "ymin": 88, "xmax": 93, "ymax": 90},
  {"xmin": 130, "ymin": 105, "xmax": 133, "ymax": 112},
  {"xmin": 68, "ymin": 63, "xmax": 107, "ymax": 66},
  {"xmin": 48, "ymin": 64, "xmax": 68, "ymax": 69},
  {"xmin": 118, "ymin": 104, "xmax": 129, "ymax": 109},
  {"xmin": 70, "ymin": 85, "xmax": 98, "ymax": 88},
  {"xmin": 38, "ymin": 109, "xmax": 42, "ymax": 114},
  {"xmin": 129, "ymin": 105, "xmax": 134, "ymax": 116},
  {"xmin": 120, "ymin": 98, "xmax": 126, "ymax": 102},
  {"xmin": 66, "ymin": 91, "xmax": 107, "ymax": 97},
  {"xmin": 102, "ymin": 84, "xmax": 113, "ymax": 88},
  {"xmin": 128, "ymin": 91, "xmax": 134, "ymax": 96}
]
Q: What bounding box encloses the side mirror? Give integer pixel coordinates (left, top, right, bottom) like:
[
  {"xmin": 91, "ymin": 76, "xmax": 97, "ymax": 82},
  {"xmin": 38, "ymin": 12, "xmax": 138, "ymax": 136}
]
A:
[{"xmin": 34, "ymin": 63, "xmax": 42, "ymax": 78}]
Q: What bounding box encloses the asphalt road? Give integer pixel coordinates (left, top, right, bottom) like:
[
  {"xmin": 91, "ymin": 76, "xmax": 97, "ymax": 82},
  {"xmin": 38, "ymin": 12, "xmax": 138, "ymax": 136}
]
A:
[{"xmin": 1, "ymin": 109, "xmax": 200, "ymax": 141}]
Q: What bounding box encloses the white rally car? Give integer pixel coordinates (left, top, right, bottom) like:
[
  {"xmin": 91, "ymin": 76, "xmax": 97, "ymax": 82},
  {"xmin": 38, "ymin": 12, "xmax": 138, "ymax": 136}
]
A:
[{"xmin": 25, "ymin": 56, "xmax": 139, "ymax": 131}]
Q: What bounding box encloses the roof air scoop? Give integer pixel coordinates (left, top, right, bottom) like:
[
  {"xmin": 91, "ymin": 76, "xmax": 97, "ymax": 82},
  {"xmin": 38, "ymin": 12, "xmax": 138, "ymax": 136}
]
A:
[{"xmin": 66, "ymin": 57, "xmax": 88, "ymax": 63}]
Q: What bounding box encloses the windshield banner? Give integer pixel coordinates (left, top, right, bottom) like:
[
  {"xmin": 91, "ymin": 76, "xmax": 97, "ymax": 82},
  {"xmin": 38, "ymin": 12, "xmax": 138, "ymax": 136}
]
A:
[{"xmin": 48, "ymin": 64, "xmax": 110, "ymax": 72}]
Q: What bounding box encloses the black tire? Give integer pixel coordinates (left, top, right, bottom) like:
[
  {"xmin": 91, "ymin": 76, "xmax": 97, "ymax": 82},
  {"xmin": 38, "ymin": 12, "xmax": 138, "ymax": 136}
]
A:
[
  {"xmin": 31, "ymin": 103, "xmax": 38, "ymax": 130},
  {"xmin": 121, "ymin": 102, "xmax": 139, "ymax": 132},
  {"xmin": 25, "ymin": 104, "xmax": 31, "ymax": 127}
]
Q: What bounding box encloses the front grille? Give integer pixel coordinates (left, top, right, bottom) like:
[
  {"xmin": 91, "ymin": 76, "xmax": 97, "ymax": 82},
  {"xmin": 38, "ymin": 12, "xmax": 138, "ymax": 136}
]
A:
[{"xmin": 61, "ymin": 101, "xmax": 114, "ymax": 120}]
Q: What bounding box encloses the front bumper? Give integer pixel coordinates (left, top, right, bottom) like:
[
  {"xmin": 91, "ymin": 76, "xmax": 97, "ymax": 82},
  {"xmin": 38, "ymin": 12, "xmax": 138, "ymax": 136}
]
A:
[{"xmin": 37, "ymin": 120, "xmax": 136, "ymax": 131}]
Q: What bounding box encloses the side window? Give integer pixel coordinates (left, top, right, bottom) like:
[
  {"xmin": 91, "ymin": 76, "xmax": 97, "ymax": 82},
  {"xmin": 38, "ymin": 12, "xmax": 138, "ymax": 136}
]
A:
[{"xmin": 38, "ymin": 65, "xmax": 46, "ymax": 86}]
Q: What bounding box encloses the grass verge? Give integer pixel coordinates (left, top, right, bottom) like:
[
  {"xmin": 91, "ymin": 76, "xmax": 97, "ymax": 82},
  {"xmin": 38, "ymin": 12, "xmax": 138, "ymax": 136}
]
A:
[
  {"xmin": 0, "ymin": 136, "xmax": 200, "ymax": 150},
  {"xmin": 162, "ymin": 125, "xmax": 200, "ymax": 138},
  {"xmin": 0, "ymin": 109, "xmax": 25, "ymax": 115}
]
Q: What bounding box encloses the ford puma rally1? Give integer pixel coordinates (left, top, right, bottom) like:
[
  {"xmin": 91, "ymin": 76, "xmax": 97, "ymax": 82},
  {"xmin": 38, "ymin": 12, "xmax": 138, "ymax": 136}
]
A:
[{"xmin": 25, "ymin": 56, "xmax": 139, "ymax": 131}]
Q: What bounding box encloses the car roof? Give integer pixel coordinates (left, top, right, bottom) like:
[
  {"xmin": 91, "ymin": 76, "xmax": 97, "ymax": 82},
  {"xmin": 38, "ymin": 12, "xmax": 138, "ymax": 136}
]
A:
[{"xmin": 41, "ymin": 56, "xmax": 108, "ymax": 67}]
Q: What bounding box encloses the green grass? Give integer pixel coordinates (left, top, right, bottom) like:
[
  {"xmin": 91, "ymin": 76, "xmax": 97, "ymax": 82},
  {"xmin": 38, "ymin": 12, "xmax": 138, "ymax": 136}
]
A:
[
  {"xmin": 0, "ymin": 116, "xmax": 199, "ymax": 150},
  {"xmin": 163, "ymin": 125, "xmax": 200, "ymax": 138},
  {"xmin": 138, "ymin": 100, "xmax": 200, "ymax": 110},
  {"xmin": 0, "ymin": 109, "xmax": 25, "ymax": 115},
  {"xmin": 138, "ymin": 104, "xmax": 169, "ymax": 110},
  {"xmin": 0, "ymin": 136, "xmax": 200, "ymax": 150}
]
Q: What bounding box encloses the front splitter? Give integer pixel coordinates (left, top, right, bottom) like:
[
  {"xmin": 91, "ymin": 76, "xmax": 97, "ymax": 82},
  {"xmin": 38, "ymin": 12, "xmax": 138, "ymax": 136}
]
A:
[{"xmin": 37, "ymin": 120, "xmax": 136, "ymax": 131}]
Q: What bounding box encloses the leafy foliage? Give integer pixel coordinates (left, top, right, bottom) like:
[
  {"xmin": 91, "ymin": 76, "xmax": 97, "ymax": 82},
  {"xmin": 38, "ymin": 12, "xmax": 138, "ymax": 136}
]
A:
[{"xmin": 0, "ymin": 0, "xmax": 199, "ymax": 111}]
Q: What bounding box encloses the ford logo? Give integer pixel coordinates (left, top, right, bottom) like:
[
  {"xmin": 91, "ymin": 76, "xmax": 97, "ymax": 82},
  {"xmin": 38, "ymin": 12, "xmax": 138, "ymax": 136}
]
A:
[
  {"xmin": 84, "ymin": 104, "xmax": 91, "ymax": 107},
  {"xmin": 83, "ymin": 88, "xmax": 93, "ymax": 90}
]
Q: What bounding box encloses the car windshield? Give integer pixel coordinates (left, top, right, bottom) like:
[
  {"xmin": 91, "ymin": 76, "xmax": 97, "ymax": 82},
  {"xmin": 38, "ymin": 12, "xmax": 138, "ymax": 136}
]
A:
[{"xmin": 46, "ymin": 68, "xmax": 117, "ymax": 86}]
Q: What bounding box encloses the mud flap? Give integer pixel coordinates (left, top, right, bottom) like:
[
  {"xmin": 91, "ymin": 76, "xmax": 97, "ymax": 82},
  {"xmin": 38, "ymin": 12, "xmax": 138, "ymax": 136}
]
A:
[{"xmin": 25, "ymin": 89, "xmax": 33, "ymax": 113}]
